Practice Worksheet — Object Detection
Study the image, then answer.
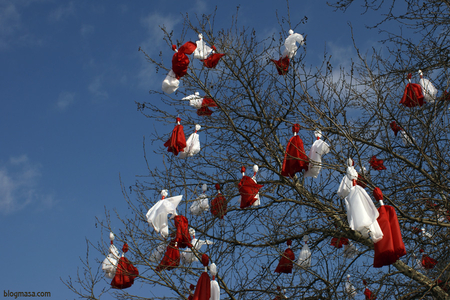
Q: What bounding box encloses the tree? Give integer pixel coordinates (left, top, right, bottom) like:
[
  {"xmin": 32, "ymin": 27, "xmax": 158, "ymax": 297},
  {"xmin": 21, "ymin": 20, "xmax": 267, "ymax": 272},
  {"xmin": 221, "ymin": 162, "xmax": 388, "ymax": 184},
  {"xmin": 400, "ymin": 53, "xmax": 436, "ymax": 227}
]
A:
[{"xmin": 66, "ymin": 3, "xmax": 450, "ymax": 299}]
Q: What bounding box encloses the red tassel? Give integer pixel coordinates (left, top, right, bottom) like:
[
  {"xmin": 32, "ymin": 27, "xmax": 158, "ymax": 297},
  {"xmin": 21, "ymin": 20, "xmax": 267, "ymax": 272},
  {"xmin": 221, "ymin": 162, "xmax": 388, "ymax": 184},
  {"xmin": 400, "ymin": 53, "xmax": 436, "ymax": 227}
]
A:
[
  {"xmin": 193, "ymin": 254, "xmax": 210, "ymax": 300},
  {"xmin": 238, "ymin": 174, "xmax": 263, "ymax": 208},
  {"xmin": 389, "ymin": 121, "xmax": 402, "ymax": 136},
  {"xmin": 156, "ymin": 240, "xmax": 180, "ymax": 272},
  {"xmin": 211, "ymin": 184, "xmax": 227, "ymax": 219},
  {"xmin": 274, "ymin": 241, "xmax": 295, "ymax": 274},
  {"xmin": 271, "ymin": 56, "xmax": 290, "ymax": 75},
  {"xmin": 399, "ymin": 74, "xmax": 425, "ymax": 107},
  {"xmin": 164, "ymin": 119, "xmax": 187, "ymax": 156},
  {"xmin": 111, "ymin": 243, "xmax": 139, "ymax": 289},
  {"xmin": 172, "ymin": 41, "xmax": 197, "ymax": 79},
  {"xmin": 373, "ymin": 206, "xmax": 406, "ymax": 268},
  {"xmin": 174, "ymin": 215, "xmax": 192, "ymax": 248},
  {"xmin": 369, "ymin": 156, "xmax": 386, "ymax": 171},
  {"xmin": 281, "ymin": 124, "xmax": 308, "ymax": 177},
  {"xmin": 373, "ymin": 187, "xmax": 383, "ymax": 202}
]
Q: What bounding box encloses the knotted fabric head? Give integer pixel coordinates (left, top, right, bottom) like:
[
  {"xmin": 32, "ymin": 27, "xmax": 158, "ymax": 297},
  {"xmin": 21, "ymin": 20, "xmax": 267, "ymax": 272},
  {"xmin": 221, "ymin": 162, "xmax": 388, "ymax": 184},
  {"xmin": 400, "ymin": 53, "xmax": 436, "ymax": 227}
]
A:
[
  {"xmin": 373, "ymin": 187, "xmax": 383, "ymax": 202},
  {"xmin": 292, "ymin": 124, "xmax": 300, "ymax": 134}
]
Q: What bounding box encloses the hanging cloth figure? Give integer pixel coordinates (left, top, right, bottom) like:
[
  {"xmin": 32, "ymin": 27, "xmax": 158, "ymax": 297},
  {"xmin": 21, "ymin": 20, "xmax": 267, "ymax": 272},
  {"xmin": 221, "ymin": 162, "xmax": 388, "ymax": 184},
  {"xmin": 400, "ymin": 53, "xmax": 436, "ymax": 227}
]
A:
[
  {"xmin": 174, "ymin": 215, "xmax": 192, "ymax": 248},
  {"xmin": 210, "ymin": 184, "xmax": 227, "ymax": 219},
  {"xmin": 156, "ymin": 240, "xmax": 180, "ymax": 272},
  {"xmin": 193, "ymin": 34, "xmax": 212, "ymax": 60},
  {"xmin": 111, "ymin": 243, "xmax": 139, "ymax": 289},
  {"xmin": 344, "ymin": 170, "xmax": 384, "ymax": 243},
  {"xmin": 337, "ymin": 158, "xmax": 356, "ymax": 199},
  {"xmin": 345, "ymin": 274, "xmax": 357, "ymax": 299},
  {"xmin": 190, "ymin": 184, "xmax": 210, "ymax": 216},
  {"xmin": 281, "ymin": 124, "xmax": 309, "ymax": 177},
  {"xmin": 179, "ymin": 124, "xmax": 201, "ymax": 158},
  {"xmin": 162, "ymin": 41, "xmax": 197, "ymax": 94},
  {"xmin": 181, "ymin": 228, "xmax": 214, "ymax": 265},
  {"xmin": 182, "ymin": 92, "xmax": 217, "ymax": 116},
  {"xmin": 149, "ymin": 242, "xmax": 166, "ymax": 264},
  {"xmin": 238, "ymin": 166, "xmax": 264, "ymax": 208},
  {"xmin": 146, "ymin": 190, "xmax": 183, "ymax": 238},
  {"xmin": 418, "ymin": 69, "xmax": 437, "ymax": 103},
  {"xmin": 193, "ymin": 254, "xmax": 211, "ymax": 300},
  {"xmin": 164, "ymin": 117, "xmax": 187, "ymax": 156},
  {"xmin": 373, "ymin": 187, "xmax": 406, "ymax": 268},
  {"xmin": 296, "ymin": 235, "xmax": 311, "ymax": 269},
  {"xmin": 275, "ymin": 240, "xmax": 295, "ymax": 274},
  {"xmin": 399, "ymin": 73, "xmax": 424, "ymax": 107},
  {"xmin": 304, "ymin": 130, "xmax": 330, "ymax": 178},
  {"xmin": 102, "ymin": 232, "xmax": 120, "ymax": 279},
  {"xmin": 271, "ymin": 29, "xmax": 304, "ymax": 75},
  {"xmin": 343, "ymin": 240, "xmax": 358, "ymax": 259},
  {"xmin": 363, "ymin": 280, "xmax": 376, "ymax": 300},
  {"xmin": 209, "ymin": 263, "xmax": 220, "ymax": 300},
  {"xmin": 201, "ymin": 46, "xmax": 225, "ymax": 68}
]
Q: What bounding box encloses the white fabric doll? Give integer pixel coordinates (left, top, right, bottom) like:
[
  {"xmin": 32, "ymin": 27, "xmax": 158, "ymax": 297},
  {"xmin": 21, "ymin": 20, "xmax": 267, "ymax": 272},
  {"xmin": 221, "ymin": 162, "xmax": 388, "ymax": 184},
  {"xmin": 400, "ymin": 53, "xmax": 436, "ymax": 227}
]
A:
[
  {"xmin": 102, "ymin": 232, "xmax": 120, "ymax": 279},
  {"xmin": 304, "ymin": 130, "xmax": 330, "ymax": 178},
  {"xmin": 337, "ymin": 159, "xmax": 356, "ymax": 199},
  {"xmin": 296, "ymin": 235, "xmax": 311, "ymax": 269},
  {"xmin": 209, "ymin": 263, "xmax": 221, "ymax": 300},
  {"xmin": 190, "ymin": 184, "xmax": 210, "ymax": 215},
  {"xmin": 181, "ymin": 228, "xmax": 214, "ymax": 265},
  {"xmin": 418, "ymin": 70, "xmax": 437, "ymax": 103},
  {"xmin": 179, "ymin": 124, "xmax": 201, "ymax": 158},
  {"xmin": 345, "ymin": 275, "xmax": 357, "ymax": 299},
  {"xmin": 146, "ymin": 190, "xmax": 183, "ymax": 237},
  {"xmin": 193, "ymin": 34, "xmax": 212, "ymax": 60},
  {"xmin": 162, "ymin": 70, "xmax": 179, "ymax": 94},
  {"xmin": 282, "ymin": 29, "xmax": 305, "ymax": 59}
]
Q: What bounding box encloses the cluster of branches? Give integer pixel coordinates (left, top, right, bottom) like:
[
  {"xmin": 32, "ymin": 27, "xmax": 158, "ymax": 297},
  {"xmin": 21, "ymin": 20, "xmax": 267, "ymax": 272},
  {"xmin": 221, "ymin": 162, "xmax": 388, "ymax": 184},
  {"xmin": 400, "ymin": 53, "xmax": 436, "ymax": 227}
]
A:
[{"xmin": 65, "ymin": 1, "xmax": 450, "ymax": 299}]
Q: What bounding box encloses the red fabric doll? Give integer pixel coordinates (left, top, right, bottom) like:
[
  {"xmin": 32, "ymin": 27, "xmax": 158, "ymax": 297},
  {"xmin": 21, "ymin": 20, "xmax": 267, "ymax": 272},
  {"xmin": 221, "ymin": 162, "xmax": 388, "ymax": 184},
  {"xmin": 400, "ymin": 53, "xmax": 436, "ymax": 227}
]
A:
[
  {"xmin": 172, "ymin": 42, "xmax": 197, "ymax": 79},
  {"xmin": 156, "ymin": 240, "xmax": 180, "ymax": 272},
  {"xmin": 369, "ymin": 156, "xmax": 386, "ymax": 171},
  {"xmin": 164, "ymin": 118, "xmax": 187, "ymax": 156},
  {"xmin": 363, "ymin": 280, "xmax": 376, "ymax": 300},
  {"xmin": 188, "ymin": 284, "xmax": 195, "ymax": 300},
  {"xmin": 420, "ymin": 249, "xmax": 438, "ymax": 269},
  {"xmin": 174, "ymin": 215, "xmax": 192, "ymax": 248},
  {"xmin": 275, "ymin": 240, "xmax": 295, "ymax": 274},
  {"xmin": 281, "ymin": 124, "xmax": 309, "ymax": 177},
  {"xmin": 193, "ymin": 254, "xmax": 211, "ymax": 300},
  {"xmin": 271, "ymin": 56, "xmax": 290, "ymax": 75},
  {"xmin": 238, "ymin": 166, "xmax": 264, "ymax": 208},
  {"xmin": 373, "ymin": 188, "xmax": 406, "ymax": 268},
  {"xmin": 197, "ymin": 97, "xmax": 218, "ymax": 116},
  {"xmin": 390, "ymin": 121, "xmax": 402, "ymax": 136},
  {"xmin": 399, "ymin": 73, "xmax": 425, "ymax": 107},
  {"xmin": 330, "ymin": 237, "xmax": 349, "ymax": 249},
  {"xmin": 210, "ymin": 184, "xmax": 227, "ymax": 219},
  {"xmin": 111, "ymin": 243, "xmax": 139, "ymax": 289},
  {"xmin": 201, "ymin": 46, "xmax": 225, "ymax": 68}
]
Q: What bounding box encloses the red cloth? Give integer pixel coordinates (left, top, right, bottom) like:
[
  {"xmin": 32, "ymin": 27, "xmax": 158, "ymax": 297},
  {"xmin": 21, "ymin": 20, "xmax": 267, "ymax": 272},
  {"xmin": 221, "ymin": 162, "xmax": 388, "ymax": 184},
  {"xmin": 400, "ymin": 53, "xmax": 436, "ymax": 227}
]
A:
[
  {"xmin": 193, "ymin": 255, "xmax": 211, "ymax": 300},
  {"xmin": 330, "ymin": 237, "xmax": 349, "ymax": 249},
  {"xmin": 422, "ymin": 254, "xmax": 438, "ymax": 269},
  {"xmin": 111, "ymin": 244, "xmax": 139, "ymax": 289},
  {"xmin": 202, "ymin": 53, "xmax": 225, "ymax": 68},
  {"xmin": 174, "ymin": 215, "xmax": 192, "ymax": 248},
  {"xmin": 156, "ymin": 240, "xmax": 180, "ymax": 272},
  {"xmin": 197, "ymin": 97, "xmax": 217, "ymax": 116},
  {"xmin": 274, "ymin": 248, "xmax": 295, "ymax": 274},
  {"xmin": 164, "ymin": 119, "xmax": 186, "ymax": 156},
  {"xmin": 238, "ymin": 175, "xmax": 263, "ymax": 208},
  {"xmin": 400, "ymin": 83, "xmax": 424, "ymax": 107},
  {"xmin": 172, "ymin": 42, "xmax": 197, "ymax": 79},
  {"xmin": 373, "ymin": 187, "xmax": 383, "ymax": 201},
  {"xmin": 364, "ymin": 287, "xmax": 376, "ymax": 300},
  {"xmin": 389, "ymin": 121, "xmax": 402, "ymax": 136},
  {"xmin": 211, "ymin": 192, "xmax": 227, "ymax": 219},
  {"xmin": 373, "ymin": 205, "xmax": 406, "ymax": 268},
  {"xmin": 271, "ymin": 56, "xmax": 290, "ymax": 75},
  {"xmin": 281, "ymin": 124, "xmax": 308, "ymax": 177},
  {"xmin": 357, "ymin": 173, "xmax": 367, "ymax": 188},
  {"xmin": 369, "ymin": 156, "xmax": 386, "ymax": 171}
]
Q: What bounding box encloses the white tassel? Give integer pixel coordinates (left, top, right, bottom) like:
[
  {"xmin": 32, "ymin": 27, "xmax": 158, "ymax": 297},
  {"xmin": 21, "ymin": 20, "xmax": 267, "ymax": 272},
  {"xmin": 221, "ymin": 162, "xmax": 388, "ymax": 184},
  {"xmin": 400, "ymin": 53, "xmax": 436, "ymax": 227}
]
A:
[{"xmin": 418, "ymin": 70, "xmax": 437, "ymax": 103}]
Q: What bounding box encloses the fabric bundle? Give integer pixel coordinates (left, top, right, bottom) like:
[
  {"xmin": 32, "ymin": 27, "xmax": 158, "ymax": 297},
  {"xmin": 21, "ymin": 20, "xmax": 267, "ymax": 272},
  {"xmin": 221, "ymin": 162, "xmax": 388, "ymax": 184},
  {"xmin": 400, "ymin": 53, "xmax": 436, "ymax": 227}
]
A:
[
  {"xmin": 304, "ymin": 130, "xmax": 330, "ymax": 178},
  {"xmin": 146, "ymin": 190, "xmax": 183, "ymax": 238},
  {"xmin": 275, "ymin": 240, "xmax": 295, "ymax": 274},
  {"xmin": 162, "ymin": 41, "xmax": 197, "ymax": 94},
  {"xmin": 238, "ymin": 166, "xmax": 264, "ymax": 208},
  {"xmin": 210, "ymin": 184, "xmax": 227, "ymax": 219},
  {"xmin": 281, "ymin": 124, "xmax": 309, "ymax": 177},
  {"xmin": 179, "ymin": 124, "xmax": 201, "ymax": 158},
  {"xmin": 111, "ymin": 243, "xmax": 139, "ymax": 289},
  {"xmin": 164, "ymin": 118, "xmax": 187, "ymax": 156}
]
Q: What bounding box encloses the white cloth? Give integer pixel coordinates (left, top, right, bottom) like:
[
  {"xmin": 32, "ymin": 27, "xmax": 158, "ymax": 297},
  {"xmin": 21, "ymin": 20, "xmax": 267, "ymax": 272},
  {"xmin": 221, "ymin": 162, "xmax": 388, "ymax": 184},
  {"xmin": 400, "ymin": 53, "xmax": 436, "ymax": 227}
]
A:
[
  {"xmin": 252, "ymin": 174, "xmax": 261, "ymax": 206},
  {"xmin": 102, "ymin": 244, "xmax": 120, "ymax": 279},
  {"xmin": 146, "ymin": 195, "xmax": 183, "ymax": 237},
  {"xmin": 193, "ymin": 34, "xmax": 212, "ymax": 59},
  {"xmin": 282, "ymin": 30, "xmax": 304, "ymax": 59},
  {"xmin": 149, "ymin": 243, "xmax": 166, "ymax": 263},
  {"xmin": 179, "ymin": 131, "xmax": 200, "ymax": 158},
  {"xmin": 210, "ymin": 279, "xmax": 220, "ymax": 300},
  {"xmin": 345, "ymin": 186, "xmax": 383, "ymax": 243},
  {"xmin": 345, "ymin": 280, "xmax": 357, "ymax": 299},
  {"xmin": 181, "ymin": 238, "xmax": 214, "ymax": 265},
  {"xmin": 190, "ymin": 192, "xmax": 209, "ymax": 215},
  {"xmin": 337, "ymin": 166, "xmax": 357, "ymax": 199},
  {"xmin": 304, "ymin": 139, "xmax": 330, "ymax": 178},
  {"xmin": 419, "ymin": 77, "xmax": 437, "ymax": 103},
  {"xmin": 182, "ymin": 92, "xmax": 203, "ymax": 109},
  {"xmin": 296, "ymin": 243, "xmax": 311, "ymax": 268},
  {"xmin": 162, "ymin": 70, "xmax": 179, "ymax": 94},
  {"xmin": 342, "ymin": 241, "xmax": 358, "ymax": 259},
  {"xmin": 400, "ymin": 130, "xmax": 413, "ymax": 146}
]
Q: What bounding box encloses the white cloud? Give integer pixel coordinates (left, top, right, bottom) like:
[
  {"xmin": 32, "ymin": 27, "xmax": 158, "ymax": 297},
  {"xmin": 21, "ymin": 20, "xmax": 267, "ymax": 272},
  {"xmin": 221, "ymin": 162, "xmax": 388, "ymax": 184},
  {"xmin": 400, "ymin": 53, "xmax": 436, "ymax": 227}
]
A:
[
  {"xmin": 0, "ymin": 155, "xmax": 55, "ymax": 214},
  {"xmin": 0, "ymin": 1, "xmax": 21, "ymax": 49},
  {"xmin": 48, "ymin": 1, "xmax": 75, "ymax": 22},
  {"xmin": 56, "ymin": 91, "xmax": 75, "ymax": 110},
  {"xmin": 88, "ymin": 75, "xmax": 108, "ymax": 100}
]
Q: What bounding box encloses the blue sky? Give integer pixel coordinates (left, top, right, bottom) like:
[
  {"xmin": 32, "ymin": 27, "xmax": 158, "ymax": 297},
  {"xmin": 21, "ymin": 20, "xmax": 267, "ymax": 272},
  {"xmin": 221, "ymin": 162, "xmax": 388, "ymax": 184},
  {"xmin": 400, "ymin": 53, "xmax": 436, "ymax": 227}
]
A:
[{"xmin": 0, "ymin": 0, "xmax": 382, "ymax": 298}]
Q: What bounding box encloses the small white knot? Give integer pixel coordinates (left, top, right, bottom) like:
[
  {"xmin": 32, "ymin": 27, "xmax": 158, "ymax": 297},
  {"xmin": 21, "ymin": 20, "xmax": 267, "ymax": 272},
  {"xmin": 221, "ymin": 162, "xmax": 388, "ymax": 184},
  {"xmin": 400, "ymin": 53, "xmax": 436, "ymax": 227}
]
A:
[
  {"xmin": 189, "ymin": 227, "xmax": 195, "ymax": 236},
  {"xmin": 418, "ymin": 69, "xmax": 423, "ymax": 76},
  {"xmin": 314, "ymin": 130, "xmax": 322, "ymax": 138},
  {"xmin": 288, "ymin": 29, "xmax": 294, "ymax": 35},
  {"xmin": 195, "ymin": 124, "xmax": 201, "ymax": 131},
  {"xmin": 109, "ymin": 232, "xmax": 115, "ymax": 241},
  {"xmin": 209, "ymin": 263, "xmax": 217, "ymax": 276},
  {"xmin": 253, "ymin": 165, "xmax": 259, "ymax": 173},
  {"xmin": 161, "ymin": 190, "xmax": 168, "ymax": 197},
  {"xmin": 198, "ymin": 33, "xmax": 203, "ymax": 40},
  {"xmin": 347, "ymin": 158, "xmax": 353, "ymax": 167},
  {"xmin": 303, "ymin": 235, "xmax": 309, "ymax": 242},
  {"xmin": 202, "ymin": 184, "xmax": 207, "ymax": 192},
  {"xmin": 347, "ymin": 274, "xmax": 351, "ymax": 279},
  {"xmin": 194, "ymin": 91, "xmax": 200, "ymax": 96}
]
